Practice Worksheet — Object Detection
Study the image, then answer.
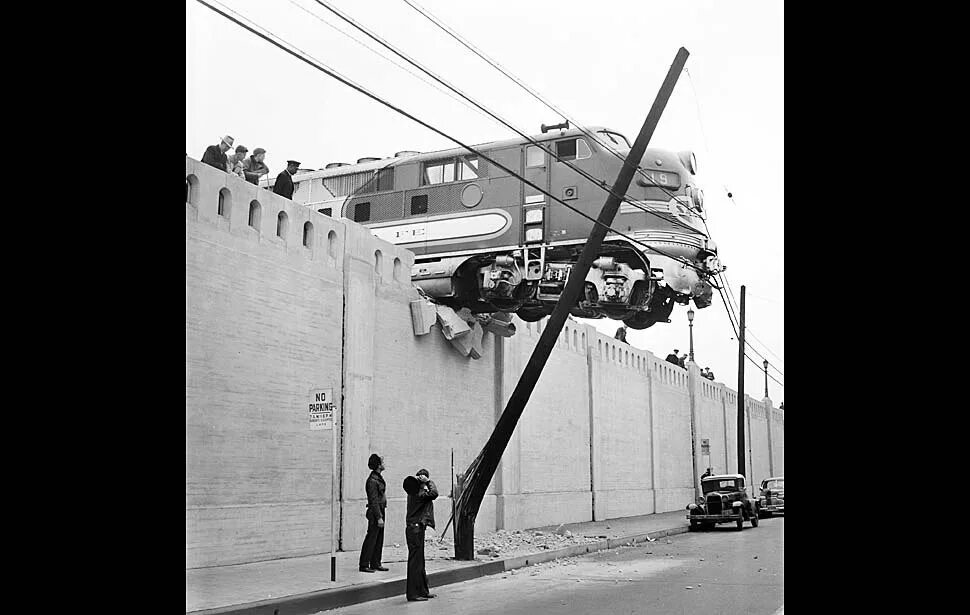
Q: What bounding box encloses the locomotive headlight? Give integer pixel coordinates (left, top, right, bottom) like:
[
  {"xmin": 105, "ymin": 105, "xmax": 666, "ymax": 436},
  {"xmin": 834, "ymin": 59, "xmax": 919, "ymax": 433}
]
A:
[
  {"xmin": 692, "ymin": 188, "xmax": 704, "ymax": 209},
  {"xmin": 678, "ymin": 150, "xmax": 698, "ymax": 175}
]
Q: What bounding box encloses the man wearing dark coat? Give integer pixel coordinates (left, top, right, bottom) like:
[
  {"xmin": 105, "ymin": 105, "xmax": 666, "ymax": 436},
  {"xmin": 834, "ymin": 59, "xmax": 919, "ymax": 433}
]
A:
[
  {"xmin": 403, "ymin": 468, "xmax": 438, "ymax": 601},
  {"xmin": 665, "ymin": 349, "xmax": 681, "ymax": 366},
  {"xmin": 358, "ymin": 453, "xmax": 388, "ymax": 573},
  {"xmin": 272, "ymin": 160, "xmax": 300, "ymax": 199},
  {"xmin": 202, "ymin": 135, "xmax": 233, "ymax": 173}
]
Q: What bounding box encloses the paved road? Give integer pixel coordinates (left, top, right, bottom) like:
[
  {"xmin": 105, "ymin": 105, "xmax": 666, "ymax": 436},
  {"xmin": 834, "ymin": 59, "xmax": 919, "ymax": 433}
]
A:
[{"xmin": 320, "ymin": 516, "xmax": 784, "ymax": 614}]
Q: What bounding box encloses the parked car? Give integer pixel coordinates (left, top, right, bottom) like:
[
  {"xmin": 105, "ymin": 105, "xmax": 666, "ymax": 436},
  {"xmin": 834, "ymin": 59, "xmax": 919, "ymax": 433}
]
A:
[
  {"xmin": 757, "ymin": 476, "xmax": 784, "ymax": 517},
  {"xmin": 686, "ymin": 473, "xmax": 759, "ymax": 530}
]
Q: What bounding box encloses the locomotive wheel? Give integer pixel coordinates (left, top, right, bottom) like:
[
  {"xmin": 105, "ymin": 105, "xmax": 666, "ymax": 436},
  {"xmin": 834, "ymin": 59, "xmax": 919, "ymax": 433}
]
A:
[
  {"xmin": 623, "ymin": 312, "xmax": 658, "ymax": 330},
  {"xmin": 516, "ymin": 307, "xmax": 548, "ymax": 322}
]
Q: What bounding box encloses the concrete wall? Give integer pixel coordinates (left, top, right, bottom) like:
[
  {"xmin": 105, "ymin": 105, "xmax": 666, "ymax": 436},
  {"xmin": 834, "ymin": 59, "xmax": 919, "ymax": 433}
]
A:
[{"xmin": 185, "ymin": 156, "xmax": 786, "ymax": 569}]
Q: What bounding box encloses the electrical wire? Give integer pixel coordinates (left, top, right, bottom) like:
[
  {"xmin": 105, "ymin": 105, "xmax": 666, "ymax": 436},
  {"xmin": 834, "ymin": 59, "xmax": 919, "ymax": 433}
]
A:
[
  {"xmin": 283, "ymin": 0, "xmax": 498, "ymax": 124},
  {"xmin": 194, "ymin": 0, "xmax": 705, "ymax": 274},
  {"xmin": 714, "ymin": 284, "xmax": 783, "ymax": 387},
  {"xmin": 399, "ymin": 0, "xmax": 709, "ymax": 219},
  {"xmin": 306, "ymin": 0, "xmax": 707, "ymax": 238}
]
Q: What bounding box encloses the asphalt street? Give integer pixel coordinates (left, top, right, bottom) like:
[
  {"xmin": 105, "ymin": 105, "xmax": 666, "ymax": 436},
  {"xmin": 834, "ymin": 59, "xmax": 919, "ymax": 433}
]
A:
[{"xmin": 320, "ymin": 515, "xmax": 784, "ymax": 614}]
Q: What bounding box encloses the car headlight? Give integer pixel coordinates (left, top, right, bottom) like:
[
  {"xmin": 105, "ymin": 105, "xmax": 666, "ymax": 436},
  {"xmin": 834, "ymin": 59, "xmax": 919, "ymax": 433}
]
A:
[
  {"xmin": 732, "ymin": 501, "xmax": 742, "ymax": 508},
  {"xmin": 688, "ymin": 503, "xmax": 698, "ymax": 510}
]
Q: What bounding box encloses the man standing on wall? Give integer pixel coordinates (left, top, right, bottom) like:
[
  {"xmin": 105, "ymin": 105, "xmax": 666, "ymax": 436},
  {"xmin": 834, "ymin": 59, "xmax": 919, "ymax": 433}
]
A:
[
  {"xmin": 273, "ymin": 160, "xmax": 300, "ymax": 199},
  {"xmin": 202, "ymin": 135, "xmax": 233, "ymax": 173},
  {"xmin": 359, "ymin": 453, "xmax": 389, "ymax": 573},
  {"xmin": 243, "ymin": 147, "xmax": 270, "ymax": 185},
  {"xmin": 403, "ymin": 468, "xmax": 438, "ymax": 601}
]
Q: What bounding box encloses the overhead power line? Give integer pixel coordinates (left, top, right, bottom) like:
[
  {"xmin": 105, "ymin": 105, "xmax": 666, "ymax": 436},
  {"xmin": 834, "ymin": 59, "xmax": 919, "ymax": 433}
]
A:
[
  {"xmin": 194, "ymin": 0, "xmax": 703, "ymax": 273},
  {"xmin": 305, "ymin": 0, "xmax": 704, "ymax": 237},
  {"xmin": 398, "ymin": 0, "xmax": 708, "ymax": 219}
]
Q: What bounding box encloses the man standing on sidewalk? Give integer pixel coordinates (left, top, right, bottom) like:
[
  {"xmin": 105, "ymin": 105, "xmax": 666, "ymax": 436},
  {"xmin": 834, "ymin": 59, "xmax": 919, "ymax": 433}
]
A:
[
  {"xmin": 359, "ymin": 453, "xmax": 388, "ymax": 573},
  {"xmin": 403, "ymin": 468, "xmax": 438, "ymax": 601}
]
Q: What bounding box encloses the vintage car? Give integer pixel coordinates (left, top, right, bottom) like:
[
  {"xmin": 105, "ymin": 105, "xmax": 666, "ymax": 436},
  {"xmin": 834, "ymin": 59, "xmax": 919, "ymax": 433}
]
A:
[
  {"xmin": 686, "ymin": 473, "xmax": 759, "ymax": 530},
  {"xmin": 757, "ymin": 476, "xmax": 784, "ymax": 517}
]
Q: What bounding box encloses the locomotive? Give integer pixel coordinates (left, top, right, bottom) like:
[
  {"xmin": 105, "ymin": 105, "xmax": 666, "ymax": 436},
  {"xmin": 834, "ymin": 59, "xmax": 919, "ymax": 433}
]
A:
[{"xmin": 268, "ymin": 125, "xmax": 723, "ymax": 329}]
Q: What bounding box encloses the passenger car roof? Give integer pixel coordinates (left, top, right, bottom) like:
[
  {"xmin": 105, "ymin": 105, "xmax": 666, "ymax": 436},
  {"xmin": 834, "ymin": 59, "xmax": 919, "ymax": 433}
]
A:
[{"xmin": 702, "ymin": 474, "xmax": 744, "ymax": 481}]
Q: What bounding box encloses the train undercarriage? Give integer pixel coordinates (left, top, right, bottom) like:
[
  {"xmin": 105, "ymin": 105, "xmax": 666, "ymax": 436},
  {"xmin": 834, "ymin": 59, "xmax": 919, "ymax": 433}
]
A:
[{"xmin": 412, "ymin": 240, "xmax": 717, "ymax": 330}]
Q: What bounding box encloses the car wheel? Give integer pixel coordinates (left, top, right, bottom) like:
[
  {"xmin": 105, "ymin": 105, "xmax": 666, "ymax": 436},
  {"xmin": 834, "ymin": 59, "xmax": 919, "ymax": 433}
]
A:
[{"xmin": 690, "ymin": 519, "xmax": 699, "ymax": 531}]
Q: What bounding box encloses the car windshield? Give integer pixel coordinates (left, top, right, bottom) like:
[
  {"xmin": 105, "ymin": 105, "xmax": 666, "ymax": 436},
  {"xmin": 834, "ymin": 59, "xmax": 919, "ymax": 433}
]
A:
[
  {"xmin": 702, "ymin": 479, "xmax": 741, "ymax": 494},
  {"xmin": 763, "ymin": 479, "xmax": 784, "ymax": 490}
]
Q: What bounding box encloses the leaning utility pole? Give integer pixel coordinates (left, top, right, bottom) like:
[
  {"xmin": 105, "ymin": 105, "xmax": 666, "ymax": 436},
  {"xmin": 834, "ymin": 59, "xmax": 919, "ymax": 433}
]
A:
[
  {"xmin": 736, "ymin": 285, "xmax": 746, "ymax": 477},
  {"xmin": 452, "ymin": 48, "xmax": 691, "ymax": 560}
]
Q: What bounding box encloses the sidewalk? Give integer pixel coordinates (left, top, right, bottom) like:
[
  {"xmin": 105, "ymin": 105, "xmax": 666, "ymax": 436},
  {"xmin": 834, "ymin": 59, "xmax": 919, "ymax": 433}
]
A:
[{"xmin": 186, "ymin": 510, "xmax": 689, "ymax": 615}]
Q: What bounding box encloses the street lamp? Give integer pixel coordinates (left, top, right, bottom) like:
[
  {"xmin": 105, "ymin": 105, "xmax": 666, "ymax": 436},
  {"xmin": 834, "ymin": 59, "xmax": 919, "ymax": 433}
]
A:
[
  {"xmin": 763, "ymin": 359, "xmax": 769, "ymax": 398},
  {"xmin": 687, "ymin": 307, "xmax": 695, "ymax": 363}
]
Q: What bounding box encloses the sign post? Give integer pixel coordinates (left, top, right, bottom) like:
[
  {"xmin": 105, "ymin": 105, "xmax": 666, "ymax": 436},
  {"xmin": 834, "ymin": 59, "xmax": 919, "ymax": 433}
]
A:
[
  {"xmin": 701, "ymin": 438, "xmax": 711, "ymax": 473},
  {"xmin": 309, "ymin": 388, "xmax": 337, "ymax": 581}
]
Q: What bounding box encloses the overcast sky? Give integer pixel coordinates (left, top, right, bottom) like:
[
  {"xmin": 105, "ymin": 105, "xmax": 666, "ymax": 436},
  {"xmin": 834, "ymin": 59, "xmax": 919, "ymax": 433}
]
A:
[{"xmin": 186, "ymin": 0, "xmax": 784, "ymax": 402}]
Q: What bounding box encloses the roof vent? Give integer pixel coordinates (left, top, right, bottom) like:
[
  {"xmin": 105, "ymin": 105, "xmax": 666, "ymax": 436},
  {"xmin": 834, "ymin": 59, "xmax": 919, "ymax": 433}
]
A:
[
  {"xmin": 394, "ymin": 150, "xmax": 420, "ymax": 158},
  {"xmin": 325, "ymin": 162, "xmax": 350, "ymax": 169},
  {"xmin": 357, "ymin": 157, "xmax": 381, "ymax": 164}
]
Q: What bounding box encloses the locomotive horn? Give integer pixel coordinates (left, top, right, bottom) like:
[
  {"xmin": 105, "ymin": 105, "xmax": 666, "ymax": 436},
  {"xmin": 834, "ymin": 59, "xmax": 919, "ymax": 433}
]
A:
[{"xmin": 540, "ymin": 120, "xmax": 570, "ymax": 133}]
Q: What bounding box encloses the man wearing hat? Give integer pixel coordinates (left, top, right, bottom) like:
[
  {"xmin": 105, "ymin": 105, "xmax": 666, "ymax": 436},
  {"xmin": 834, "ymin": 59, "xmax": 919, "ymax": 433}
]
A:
[
  {"xmin": 243, "ymin": 148, "xmax": 270, "ymax": 185},
  {"xmin": 202, "ymin": 135, "xmax": 234, "ymax": 173},
  {"xmin": 665, "ymin": 349, "xmax": 680, "ymax": 366},
  {"xmin": 226, "ymin": 145, "xmax": 249, "ymax": 178},
  {"xmin": 403, "ymin": 468, "xmax": 438, "ymax": 601},
  {"xmin": 273, "ymin": 160, "xmax": 301, "ymax": 199}
]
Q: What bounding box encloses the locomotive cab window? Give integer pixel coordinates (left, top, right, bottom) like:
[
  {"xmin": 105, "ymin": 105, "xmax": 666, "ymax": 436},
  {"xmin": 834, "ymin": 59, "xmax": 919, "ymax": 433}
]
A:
[
  {"xmin": 555, "ymin": 138, "xmax": 592, "ymax": 161},
  {"xmin": 458, "ymin": 155, "xmax": 480, "ymax": 180},
  {"xmin": 526, "ymin": 145, "xmax": 545, "ymax": 168},
  {"xmin": 422, "ymin": 159, "xmax": 455, "ymax": 185}
]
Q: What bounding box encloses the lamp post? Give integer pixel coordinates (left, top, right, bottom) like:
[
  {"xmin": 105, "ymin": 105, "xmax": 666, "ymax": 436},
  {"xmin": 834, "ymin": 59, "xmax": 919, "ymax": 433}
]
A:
[
  {"xmin": 763, "ymin": 359, "xmax": 769, "ymax": 399},
  {"xmin": 687, "ymin": 307, "xmax": 695, "ymax": 363}
]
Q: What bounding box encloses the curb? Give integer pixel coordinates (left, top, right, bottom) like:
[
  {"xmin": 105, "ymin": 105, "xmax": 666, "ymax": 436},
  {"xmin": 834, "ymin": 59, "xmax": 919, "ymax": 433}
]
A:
[{"xmin": 187, "ymin": 523, "xmax": 689, "ymax": 615}]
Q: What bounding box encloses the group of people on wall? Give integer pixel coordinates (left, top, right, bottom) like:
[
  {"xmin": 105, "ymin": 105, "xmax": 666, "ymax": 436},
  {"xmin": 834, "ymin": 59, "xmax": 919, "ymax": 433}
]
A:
[
  {"xmin": 664, "ymin": 349, "xmax": 716, "ymax": 380},
  {"xmin": 200, "ymin": 134, "xmax": 302, "ymax": 200}
]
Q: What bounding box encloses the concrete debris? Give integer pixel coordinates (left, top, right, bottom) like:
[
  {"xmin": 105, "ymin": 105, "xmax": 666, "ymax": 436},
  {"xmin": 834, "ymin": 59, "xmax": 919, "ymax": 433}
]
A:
[
  {"xmin": 554, "ymin": 524, "xmax": 566, "ymax": 535},
  {"xmin": 435, "ymin": 305, "xmax": 471, "ymax": 340},
  {"xmin": 409, "ymin": 299, "xmax": 437, "ymax": 335},
  {"xmin": 685, "ymin": 586, "xmax": 694, "ymax": 590}
]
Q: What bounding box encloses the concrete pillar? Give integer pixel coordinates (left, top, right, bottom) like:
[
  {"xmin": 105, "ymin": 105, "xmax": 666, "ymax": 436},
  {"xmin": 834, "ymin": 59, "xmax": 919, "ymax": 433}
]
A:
[
  {"xmin": 764, "ymin": 396, "xmax": 774, "ymax": 478},
  {"xmin": 339, "ymin": 224, "xmax": 378, "ymax": 550},
  {"xmin": 686, "ymin": 361, "xmax": 702, "ymax": 500},
  {"xmin": 721, "ymin": 388, "xmax": 730, "ymax": 473},
  {"xmin": 494, "ymin": 320, "xmax": 523, "ymax": 529},
  {"xmin": 586, "ymin": 340, "xmax": 597, "ymax": 520},
  {"xmin": 646, "ymin": 356, "xmax": 659, "ymax": 514}
]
